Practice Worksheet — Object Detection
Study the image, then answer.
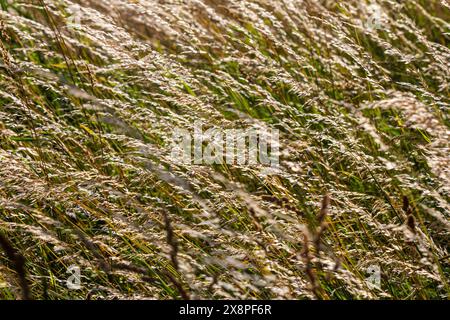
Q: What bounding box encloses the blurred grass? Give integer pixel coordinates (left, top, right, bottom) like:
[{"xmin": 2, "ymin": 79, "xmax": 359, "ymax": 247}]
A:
[{"xmin": 0, "ymin": 0, "xmax": 448, "ymax": 300}]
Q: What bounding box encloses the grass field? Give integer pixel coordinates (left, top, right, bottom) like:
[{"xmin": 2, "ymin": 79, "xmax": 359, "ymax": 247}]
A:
[{"xmin": 0, "ymin": 0, "xmax": 449, "ymax": 300}]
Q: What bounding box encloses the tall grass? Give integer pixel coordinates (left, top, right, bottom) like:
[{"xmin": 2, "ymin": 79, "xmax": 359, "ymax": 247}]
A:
[{"xmin": 0, "ymin": 0, "xmax": 448, "ymax": 299}]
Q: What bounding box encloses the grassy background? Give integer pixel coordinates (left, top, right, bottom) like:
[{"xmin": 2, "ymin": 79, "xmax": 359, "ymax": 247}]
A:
[{"xmin": 0, "ymin": 0, "xmax": 448, "ymax": 299}]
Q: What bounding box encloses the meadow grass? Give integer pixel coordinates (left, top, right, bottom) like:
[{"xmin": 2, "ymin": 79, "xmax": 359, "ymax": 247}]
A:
[{"xmin": 0, "ymin": 0, "xmax": 448, "ymax": 299}]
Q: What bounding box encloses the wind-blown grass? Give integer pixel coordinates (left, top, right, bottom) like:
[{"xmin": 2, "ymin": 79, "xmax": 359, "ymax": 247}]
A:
[{"xmin": 0, "ymin": 0, "xmax": 448, "ymax": 299}]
